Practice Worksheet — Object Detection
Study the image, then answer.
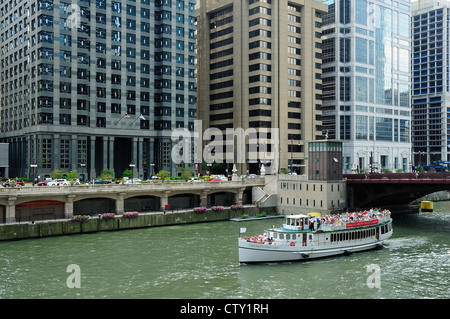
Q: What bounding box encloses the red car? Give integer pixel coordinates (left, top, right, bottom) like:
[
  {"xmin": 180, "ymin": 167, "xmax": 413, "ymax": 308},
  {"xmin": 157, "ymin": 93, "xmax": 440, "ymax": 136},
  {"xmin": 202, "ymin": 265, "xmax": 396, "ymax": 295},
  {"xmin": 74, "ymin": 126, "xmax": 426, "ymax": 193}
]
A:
[
  {"xmin": 3, "ymin": 179, "xmax": 26, "ymax": 187},
  {"xmin": 37, "ymin": 180, "xmax": 49, "ymax": 186}
]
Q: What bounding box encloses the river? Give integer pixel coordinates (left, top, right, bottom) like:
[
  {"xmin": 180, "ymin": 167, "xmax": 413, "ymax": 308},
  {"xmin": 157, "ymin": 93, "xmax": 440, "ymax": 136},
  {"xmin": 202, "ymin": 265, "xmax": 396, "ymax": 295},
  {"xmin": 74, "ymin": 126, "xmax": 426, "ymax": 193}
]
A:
[{"xmin": 0, "ymin": 203, "xmax": 449, "ymax": 299}]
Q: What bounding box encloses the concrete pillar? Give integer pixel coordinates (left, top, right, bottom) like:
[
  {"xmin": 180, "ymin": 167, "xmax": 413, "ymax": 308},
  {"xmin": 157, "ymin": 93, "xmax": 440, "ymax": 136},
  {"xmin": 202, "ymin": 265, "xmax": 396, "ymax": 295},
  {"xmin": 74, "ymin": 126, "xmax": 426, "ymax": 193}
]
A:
[
  {"xmin": 160, "ymin": 191, "xmax": 170, "ymax": 211},
  {"xmin": 64, "ymin": 194, "xmax": 76, "ymax": 219},
  {"xmin": 148, "ymin": 138, "xmax": 155, "ymax": 176},
  {"xmin": 102, "ymin": 136, "xmax": 108, "ymax": 172},
  {"xmin": 138, "ymin": 138, "xmax": 143, "ymax": 179},
  {"xmin": 132, "ymin": 137, "xmax": 138, "ymax": 166},
  {"xmin": 71, "ymin": 135, "xmax": 78, "ymax": 171},
  {"xmin": 6, "ymin": 197, "xmax": 16, "ymax": 223},
  {"xmin": 235, "ymin": 187, "xmax": 245, "ymax": 204},
  {"xmin": 109, "ymin": 137, "xmax": 115, "ymax": 176},
  {"xmin": 90, "ymin": 135, "xmax": 96, "ymax": 180},
  {"xmin": 115, "ymin": 193, "xmax": 126, "ymax": 214},
  {"xmin": 200, "ymin": 190, "xmax": 208, "ymax": 207},
  {"xmin": 53, "ymin": 134, "xmax": 60, "ymax": 171}
]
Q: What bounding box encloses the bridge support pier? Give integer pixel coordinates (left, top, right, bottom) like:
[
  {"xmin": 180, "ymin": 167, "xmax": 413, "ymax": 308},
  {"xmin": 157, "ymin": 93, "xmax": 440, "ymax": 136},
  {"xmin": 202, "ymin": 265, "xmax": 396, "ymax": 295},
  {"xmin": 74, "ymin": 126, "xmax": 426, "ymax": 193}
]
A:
[
  {"xmin": 235, "ymin": 187, "xmax": 245, "ymax": 204},
  {"xmin": 200, "ymin": 190, "xmax": 208, "ymax": 207},
  {"xmin": 6, "ymin": 197, "xmax": 16, "ymax": 223},
  {"xmin": 160, "ymin": 191, "xmax": 170, "ymax": 211},
  {"xmin": 115, "ymin": 193, "xmax": 126, "ymax": 214},
  {"xmin": 64, "ymin": 195, "xmax": 76, "ymax": 219}
]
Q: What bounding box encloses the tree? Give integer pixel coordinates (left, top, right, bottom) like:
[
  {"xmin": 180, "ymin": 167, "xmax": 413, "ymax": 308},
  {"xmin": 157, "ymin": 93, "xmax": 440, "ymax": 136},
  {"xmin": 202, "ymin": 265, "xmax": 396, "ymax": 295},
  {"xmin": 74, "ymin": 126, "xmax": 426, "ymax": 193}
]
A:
[
  {"xmin": 98, "ymin": 169, "xmax": 114, "ymax": 181},
  {"xmin": 180, "ymin": 168, "xmax": 193, "ymax": 181},
  {"xmin": 66, "ymin": 170, "xmax": 79, "ymax": 183},
  {"xmin": 50, "ymin": 169, "xmax": 66, "ymax": 179},
  {"xmin": 122, "ymin": 169, "xmax": 134, "ymax": 179},
  {"xmin": 156, "ymin": 170, "xmax": 170, "ymax": 181}
]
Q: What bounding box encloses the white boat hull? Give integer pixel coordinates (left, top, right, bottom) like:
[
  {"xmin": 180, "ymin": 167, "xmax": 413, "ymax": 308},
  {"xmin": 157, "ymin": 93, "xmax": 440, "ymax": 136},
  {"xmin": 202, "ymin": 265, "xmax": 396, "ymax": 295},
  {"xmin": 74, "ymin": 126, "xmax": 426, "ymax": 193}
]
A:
[
  {"xmin": 239, "ymin": 240, "xmax": 385, "ymax": 263},
  {"xmin": 239, "ymin": 227, "xmax": 392, "ymax": 263}
]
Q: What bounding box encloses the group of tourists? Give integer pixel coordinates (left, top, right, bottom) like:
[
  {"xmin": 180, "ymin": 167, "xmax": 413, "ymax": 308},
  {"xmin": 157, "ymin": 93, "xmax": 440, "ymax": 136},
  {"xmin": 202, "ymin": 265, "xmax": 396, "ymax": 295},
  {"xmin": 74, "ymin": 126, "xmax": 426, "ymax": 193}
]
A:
[
  {"xmin": 241, "ymin": 208, "xmax": 392, "ymax": 243},
  {"xmin": 243, "ymin": 234, "xmax": 275, "ymax": 244},
  {"xmin": 309, "ymin": 208, "xmax": 391, "ymax": 231}
]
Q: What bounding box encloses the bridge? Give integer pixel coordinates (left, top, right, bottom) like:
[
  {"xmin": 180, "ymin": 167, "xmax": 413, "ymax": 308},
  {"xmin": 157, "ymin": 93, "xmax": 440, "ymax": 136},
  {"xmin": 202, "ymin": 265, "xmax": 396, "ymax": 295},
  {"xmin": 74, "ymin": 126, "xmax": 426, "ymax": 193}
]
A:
[
  {"xmin": 345, "ymin": 173, "xmax": 450, "ymax": 211},
  {"xmin": 0, "ymin": 178, "xmax": 265, "ymax": 223}
]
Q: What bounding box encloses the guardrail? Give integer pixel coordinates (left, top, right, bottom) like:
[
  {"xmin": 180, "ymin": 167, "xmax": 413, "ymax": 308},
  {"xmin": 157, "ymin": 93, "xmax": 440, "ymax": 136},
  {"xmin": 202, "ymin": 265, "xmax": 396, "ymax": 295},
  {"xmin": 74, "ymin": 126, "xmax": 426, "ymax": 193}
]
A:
[
  {"xmin": 344, "ymin": 172, "xmax": 450, "ymax": 180},
  {"xmin": 0, "ymin": 178, "xmax": 265, "ymax": 195}
]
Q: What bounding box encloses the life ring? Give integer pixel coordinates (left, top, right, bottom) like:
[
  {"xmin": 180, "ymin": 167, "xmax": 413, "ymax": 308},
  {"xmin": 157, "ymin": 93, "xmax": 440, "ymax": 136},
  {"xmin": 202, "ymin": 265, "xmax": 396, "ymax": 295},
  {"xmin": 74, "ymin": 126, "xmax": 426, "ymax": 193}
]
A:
[{"xmin": 290, "ymin": 242, "xmax": 295, "ymax": 246}]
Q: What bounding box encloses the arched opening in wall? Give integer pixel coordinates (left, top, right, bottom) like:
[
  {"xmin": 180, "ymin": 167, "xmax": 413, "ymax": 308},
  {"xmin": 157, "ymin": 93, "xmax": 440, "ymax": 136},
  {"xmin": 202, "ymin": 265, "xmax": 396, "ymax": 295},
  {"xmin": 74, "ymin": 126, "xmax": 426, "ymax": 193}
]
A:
[
  {"xmin": 0, "ymin": 205, "xmax": 5, "ymax": 223},
  {"xmin": 168, "ymin": 194, "xmax": 200, "ymax": 210},
  {"xmin": 74, "ymin": 198, "xmax": 115, "ymax": 215},
  {"xmin": 16, "ymin": 200, "xmax": 64, "ymax": 222},
  {"xmin": 242, "ymin": 188, "xmax": 252, "ymax": 205},
  {"xmin": 207, "ymin": 192, "xmax": 235, "ymax": 207},
  {"xmin": 124, "ymin": 195, "xmax": 160, "ymax": 212}
]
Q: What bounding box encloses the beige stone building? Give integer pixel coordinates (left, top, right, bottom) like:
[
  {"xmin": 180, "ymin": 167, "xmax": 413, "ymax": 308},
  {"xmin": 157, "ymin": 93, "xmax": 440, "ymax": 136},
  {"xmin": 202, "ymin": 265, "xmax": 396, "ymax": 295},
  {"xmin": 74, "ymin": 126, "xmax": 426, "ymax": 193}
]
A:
[
  {"xmin": 277, "ymin": 174, "xmax": 346, "ymax": 215},
  {"xmin": 196, "ymin": 0, "xmax": 327, "ymax": 175}
]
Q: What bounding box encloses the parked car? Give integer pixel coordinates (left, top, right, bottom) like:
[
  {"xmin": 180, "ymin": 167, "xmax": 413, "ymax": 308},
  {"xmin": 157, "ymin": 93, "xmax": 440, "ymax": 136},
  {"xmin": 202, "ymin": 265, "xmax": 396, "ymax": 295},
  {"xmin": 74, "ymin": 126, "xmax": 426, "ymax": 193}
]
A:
[
  {"xmin": 2, "ymin": 179, "xmax": 26, "ymax": 187},
  {"xmin": 124, "ymin": 178, "xmax": 141, "ymax": 184},
  {"xmin": 94, "ymin": 179, "xmax": 111, "ymax": 184},
  {"xmin": 48, "ymin": 179, "xmax": 70, "ymax": 186},
  {"xmin": 37, "ymin": 180, "xmax": 49, "ymax": 186}
]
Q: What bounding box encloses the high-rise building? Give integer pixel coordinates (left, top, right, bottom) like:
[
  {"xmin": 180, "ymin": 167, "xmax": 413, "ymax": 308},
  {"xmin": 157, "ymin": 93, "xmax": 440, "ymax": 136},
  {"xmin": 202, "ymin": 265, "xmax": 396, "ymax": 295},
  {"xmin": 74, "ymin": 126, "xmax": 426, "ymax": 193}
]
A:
[
  {"xmin": 411, "ymin": 0, "xmax": 450, "ymax": 166},
  {"xmin": 196, "ymin": 0, "xmax": 327, "ymax": 175},
  {"xmin": 0, "ymin": 0, "xmax": 197, "ymax": 180},
  {"xmin": 321, "ymin": 0, "xmax": 411, "ymax": 173}
]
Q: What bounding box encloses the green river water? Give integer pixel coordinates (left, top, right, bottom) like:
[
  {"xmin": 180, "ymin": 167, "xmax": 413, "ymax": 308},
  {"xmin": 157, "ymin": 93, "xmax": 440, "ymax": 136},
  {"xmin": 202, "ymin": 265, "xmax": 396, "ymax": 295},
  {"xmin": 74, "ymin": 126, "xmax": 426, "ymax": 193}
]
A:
[{"xmin": 0, "ymin": 202, "xmax": 449, "ymax": 299}]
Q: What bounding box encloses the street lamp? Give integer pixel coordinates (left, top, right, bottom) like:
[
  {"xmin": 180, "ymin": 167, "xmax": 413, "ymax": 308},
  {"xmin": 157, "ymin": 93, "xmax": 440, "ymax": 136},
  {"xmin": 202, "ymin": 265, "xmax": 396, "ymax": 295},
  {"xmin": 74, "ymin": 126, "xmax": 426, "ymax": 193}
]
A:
[
  {"xmin": 80, "ymin": 163, "xmax": 86, "ymax": 182},
  {"xmin": 30, "ymin": 164, "xmax": 37, "ymax": 185},
  {"xmin": 149, "ymin": 163, "xmax": 155, "ymax": 178},
  {"xmin": 129, "ymin": 163, "xmax": 135, "ymax": 184}
]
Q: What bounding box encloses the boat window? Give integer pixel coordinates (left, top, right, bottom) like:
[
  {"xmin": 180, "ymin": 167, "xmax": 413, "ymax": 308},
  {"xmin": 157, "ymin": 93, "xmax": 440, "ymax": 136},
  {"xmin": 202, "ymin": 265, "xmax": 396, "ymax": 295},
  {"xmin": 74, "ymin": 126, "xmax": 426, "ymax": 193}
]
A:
[
  {"xmin": 339, "ymin": 233, "xmax": 343, "ymax": 241},
  {"xmin": 273, "ymin": 233, "xmax": 277, "ymax": 239},
  {"xmin": 351, "ymin": 232, "xmax": 355, "ymax": 240},
  {"xmin": 286, "ymin": 234, "xmax": 291, "ymax": 240},
  {"xmin": 292, "ymin": 234, "xmax": 296, "ymax": 240},
  {"xmin": 279, "ymin": 234, "xmax": 285, "ymax": 240}
]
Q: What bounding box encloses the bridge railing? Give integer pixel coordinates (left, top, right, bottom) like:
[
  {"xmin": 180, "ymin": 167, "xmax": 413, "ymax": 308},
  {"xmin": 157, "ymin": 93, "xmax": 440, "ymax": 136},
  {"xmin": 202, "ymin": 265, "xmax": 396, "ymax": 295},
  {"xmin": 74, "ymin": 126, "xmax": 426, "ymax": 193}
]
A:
[
  {"xmin": 0, "ymin": 177, "xmax": 265, "ymax": 195},
  {"xmin": 344, "ymin": 172, "xmax": 450, "ymax": 180}
]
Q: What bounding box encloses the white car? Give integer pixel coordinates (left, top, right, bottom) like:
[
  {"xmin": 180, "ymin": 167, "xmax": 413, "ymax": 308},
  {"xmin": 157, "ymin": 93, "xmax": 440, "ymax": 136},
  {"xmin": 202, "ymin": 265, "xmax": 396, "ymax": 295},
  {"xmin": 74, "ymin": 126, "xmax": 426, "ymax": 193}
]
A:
[
  {"xmin": 48, "ymin": 179, "xmax": 70, "ymax": 186},
  {"xmin": 124, "ymin": 178, "xmax": 141, "ymax": 184}
]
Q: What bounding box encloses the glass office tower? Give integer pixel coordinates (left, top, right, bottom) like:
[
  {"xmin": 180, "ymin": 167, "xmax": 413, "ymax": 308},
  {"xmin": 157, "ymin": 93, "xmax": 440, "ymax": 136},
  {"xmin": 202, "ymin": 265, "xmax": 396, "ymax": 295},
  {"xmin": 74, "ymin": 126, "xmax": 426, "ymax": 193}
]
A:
[
  {"xmin": 411, "ymin": 0, "xmax": 450, "ymax": 166},
  {"xmin": 0, "ymin": 0, "xmax": 197, "ymax": 180},
  {"xmin": 321, "ymin": 0, "xmax": 411, "ymax": 173}
]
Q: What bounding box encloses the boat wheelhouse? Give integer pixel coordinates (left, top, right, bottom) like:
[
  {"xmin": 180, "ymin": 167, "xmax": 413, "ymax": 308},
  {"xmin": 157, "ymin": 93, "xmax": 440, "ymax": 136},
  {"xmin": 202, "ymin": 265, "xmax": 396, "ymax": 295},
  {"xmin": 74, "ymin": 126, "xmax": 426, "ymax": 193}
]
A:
[{"xmin": 239, "ymin": 210, "xmax": 393, "ymax": 263}]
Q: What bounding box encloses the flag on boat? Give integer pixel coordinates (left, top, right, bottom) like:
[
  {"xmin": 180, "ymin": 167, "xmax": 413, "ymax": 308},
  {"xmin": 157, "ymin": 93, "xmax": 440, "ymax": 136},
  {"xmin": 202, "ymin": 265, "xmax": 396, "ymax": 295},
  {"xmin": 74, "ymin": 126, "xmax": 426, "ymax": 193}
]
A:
[{"xmin": 240, "ymin": 227, "xmax": 247, "ymax": 233}]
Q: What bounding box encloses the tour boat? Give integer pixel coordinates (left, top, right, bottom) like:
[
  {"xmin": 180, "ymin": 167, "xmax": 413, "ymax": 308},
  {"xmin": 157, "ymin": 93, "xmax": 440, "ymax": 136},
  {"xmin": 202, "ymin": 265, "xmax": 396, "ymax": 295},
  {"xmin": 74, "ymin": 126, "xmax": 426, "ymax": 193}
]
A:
[{"xmin": 238, "ymin": 210, "xmax": 393, "ymax": 263}]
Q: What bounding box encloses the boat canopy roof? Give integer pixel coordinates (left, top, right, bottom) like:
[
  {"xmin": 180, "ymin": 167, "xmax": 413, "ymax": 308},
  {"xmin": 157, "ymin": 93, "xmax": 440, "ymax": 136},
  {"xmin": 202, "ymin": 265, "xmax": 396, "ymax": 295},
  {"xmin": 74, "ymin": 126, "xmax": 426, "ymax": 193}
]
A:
[{"xmin": 286, "ymin": 214, "xmax": 310, "ymax": 219}]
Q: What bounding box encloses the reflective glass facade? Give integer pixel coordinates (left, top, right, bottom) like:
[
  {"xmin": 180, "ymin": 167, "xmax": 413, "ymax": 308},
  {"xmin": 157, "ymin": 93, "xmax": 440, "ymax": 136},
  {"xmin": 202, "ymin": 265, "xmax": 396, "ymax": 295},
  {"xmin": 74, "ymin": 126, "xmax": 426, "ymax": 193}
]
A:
[
  {"xmin": 411, "ymin": 0, "xmax": 450, "ymax": 165},
  {"xmin": 321, "ymin": 0, "xmax": 411, "ymax": 173}
]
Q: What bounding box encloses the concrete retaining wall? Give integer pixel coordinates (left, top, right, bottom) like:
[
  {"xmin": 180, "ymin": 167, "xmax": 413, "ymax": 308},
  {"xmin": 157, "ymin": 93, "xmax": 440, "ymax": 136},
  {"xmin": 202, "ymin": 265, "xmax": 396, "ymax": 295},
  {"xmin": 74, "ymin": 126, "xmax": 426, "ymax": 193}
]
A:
[{"xmin": 0, "ymin": 206, "xmax": 277, "ymax": 241}]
